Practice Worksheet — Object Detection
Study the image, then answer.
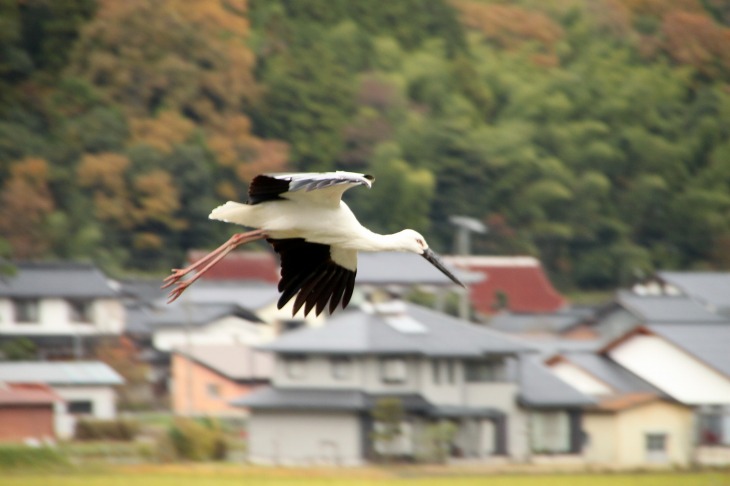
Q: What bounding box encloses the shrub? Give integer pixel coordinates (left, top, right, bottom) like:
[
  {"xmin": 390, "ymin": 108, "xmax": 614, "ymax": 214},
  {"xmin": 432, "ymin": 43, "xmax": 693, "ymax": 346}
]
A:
[
  {"xmin": 74, "ymin": 418, "xmax": 140, "ymax": 441},
  {"xmin": 167, "ymin": 417, "xmax": 227, "ymax": 461}
]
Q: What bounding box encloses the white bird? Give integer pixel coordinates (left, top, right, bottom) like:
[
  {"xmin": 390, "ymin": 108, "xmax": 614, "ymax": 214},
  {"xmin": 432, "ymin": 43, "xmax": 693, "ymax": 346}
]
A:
[{"xmin": 162, "ymin": 171, "xmax": 465, "ymax": 316}]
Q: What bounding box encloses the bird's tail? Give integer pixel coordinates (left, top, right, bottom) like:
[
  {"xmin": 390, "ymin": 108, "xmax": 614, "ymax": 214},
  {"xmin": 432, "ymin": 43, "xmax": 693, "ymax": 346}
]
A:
[{"xmin": 209, "ymin": 201, "xmax": 252, "ymax": 226}]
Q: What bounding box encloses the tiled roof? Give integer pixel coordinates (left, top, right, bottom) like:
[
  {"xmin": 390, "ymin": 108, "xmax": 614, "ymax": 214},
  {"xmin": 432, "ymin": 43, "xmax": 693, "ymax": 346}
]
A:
[
  {"xmin": 232, "ymin": 387, "xmax": 432, "ymax": 413},
  {"xmin": 175, "ymin": 344, "xmax": 273, "ymax": 381},
  {"xmin": 519, "ymin": 356, "xmax": 595, "ymax": 408},
  {"xmin": 592, "ymin": 392, "xmax": 663, "ymax": 412},
  {"xmin": 126, "ymin": 302, "xmax": 263, "ymax": 335},
  {"xmin": 657, "ymin": 271, "xmax": 730, "ymax": 314},
  {"xmin": 446, "ymin": 256, "xmax": 566, "ymax": 315},
  {"xmin": 0, "ymin": 383, "xmax": 60, "ymax": 405},
  {"xmin": 0, "ymin": 262, "xmax": 118, "ymax": 298},
  {"xmin": 616, "ymin": 290, "xmax": 727, "ymax": 323},
  {"xmin": 488, "ymin": 309, "xmax": 592, "ymax": 335},
  {"xmin": 233, "ymin": 387, "xmax": 502, "ymax": 418},
  {"xmin": 187, "ymin": 250, "xmax": 279, "ymax": 283},
  {"xmin": 260, "ymin": 301, "xmax": 532, "ymax": 357},
  {"xmin": 0, "ymin": 361, "xmax": 123, "ymax": 385}
]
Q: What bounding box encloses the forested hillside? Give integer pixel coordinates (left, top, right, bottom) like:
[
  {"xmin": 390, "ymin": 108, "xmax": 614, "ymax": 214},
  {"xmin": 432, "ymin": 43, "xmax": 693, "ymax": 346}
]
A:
[{"xmin": 1, "ymin": 0, "xmax": 729, "ymax": 289}]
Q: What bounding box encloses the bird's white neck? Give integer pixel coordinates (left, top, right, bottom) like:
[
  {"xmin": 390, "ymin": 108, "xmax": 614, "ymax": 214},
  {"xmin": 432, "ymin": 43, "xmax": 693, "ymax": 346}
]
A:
[{"xmin": 349, "ymin": 229, "xmax": 411, "ymax": 252}]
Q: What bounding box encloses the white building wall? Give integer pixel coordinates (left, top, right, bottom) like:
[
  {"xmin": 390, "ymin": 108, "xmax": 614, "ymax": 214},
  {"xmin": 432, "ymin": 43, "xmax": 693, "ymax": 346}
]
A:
[
  {"xmin": 466, "ymin": 382, "xmax": 528, "ymax": 460},
  {"xmin": 0, "ymin": 297, "xmax": 124, "ymax": 336},
  {"xmin": 550, "ymin": 362, "xmax": 614, "ymax": 396},
  {"xmin": 420, "ymin": 357, "xmax": 464, "ymax": 406},
  {"xmin": 153, "ymin": 316, "xmax": 264, "ymax": 351},
  {"xmin": 248, "ymin": 411, "xmax": 362, "ymax": 466},
  {"xmin": 609, "ymin": 334, "xmax": 730, "ymax": 404},
  {"xmin": 53, "ymin": 385, "xmax": 118, "ymax": 439}
]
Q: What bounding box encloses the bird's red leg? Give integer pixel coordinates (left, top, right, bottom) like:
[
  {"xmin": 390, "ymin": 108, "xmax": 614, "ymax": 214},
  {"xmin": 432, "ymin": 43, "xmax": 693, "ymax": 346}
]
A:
[{"xmin": 162, "ymin": 229, "xmax": 267, "ymax": 303}]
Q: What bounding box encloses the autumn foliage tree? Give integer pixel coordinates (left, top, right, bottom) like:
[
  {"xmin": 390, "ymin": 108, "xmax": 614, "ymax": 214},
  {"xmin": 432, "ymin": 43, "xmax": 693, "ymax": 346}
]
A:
[{"xmin": 0, "ymin": 158, "xmax": 55, "ymax": 259}]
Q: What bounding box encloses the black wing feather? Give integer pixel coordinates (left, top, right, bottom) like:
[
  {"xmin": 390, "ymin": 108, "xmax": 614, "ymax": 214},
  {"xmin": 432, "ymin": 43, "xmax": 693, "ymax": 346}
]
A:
[
  {"xmin": 268, "ymin": 238, "xmax": 356, "ymax": 316},
  {"xmin": 248, "ymin": 175, "xmax": 291, "ymax": 205}
]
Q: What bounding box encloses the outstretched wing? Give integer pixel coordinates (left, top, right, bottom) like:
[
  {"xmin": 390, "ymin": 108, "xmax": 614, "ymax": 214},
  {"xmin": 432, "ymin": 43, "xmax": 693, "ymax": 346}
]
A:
[
  {"xmin": 249, "ymin": 171, "xmax": 374, "ymax": 206},
  {"xmin": 268, "ymin": 238, "xmax": 356, "ymax": 317}
]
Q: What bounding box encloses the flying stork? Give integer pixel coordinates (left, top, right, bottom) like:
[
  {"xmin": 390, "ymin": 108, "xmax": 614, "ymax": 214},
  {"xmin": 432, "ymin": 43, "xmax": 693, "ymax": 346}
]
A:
[{"xmin": 162, "ymin": 171, "xmax": 465, "ymax": 316}]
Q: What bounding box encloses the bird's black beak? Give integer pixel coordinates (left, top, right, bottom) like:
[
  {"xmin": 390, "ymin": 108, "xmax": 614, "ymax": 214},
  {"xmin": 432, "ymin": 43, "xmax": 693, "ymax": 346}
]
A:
[{"xmin": 422, "ymin": 249, "xmax": 466, "ymax": 288}]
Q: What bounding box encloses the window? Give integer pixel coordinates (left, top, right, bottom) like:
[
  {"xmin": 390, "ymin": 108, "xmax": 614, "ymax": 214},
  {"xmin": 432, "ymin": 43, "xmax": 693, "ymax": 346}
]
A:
[
  {"xmin": 67, "ymin": 400, "xmax": 93, "ymax": 415},
  {"xmin": 283, "ymin": 355, "xmax": 307, "ymax": 379},
  {"xmin": 381, "ymin": 358, "xmax": 407, "ymax": 383},
  {"xmin": 432, "ymin": 360, "xmax": 441, "ymax": 384},
  {"xmin": 645, "ymin": 433, "xmax": 668, "ymax": 463},
  {"xmin": 14, "ymin": 299, "xmax": 40, "ymax": 323},
  {"xmin": 464, "ymin": 359, "xmax": 504, "ymax": 382},
  {"xmin": 282, "ymin": 320, "xmax": 305, "ymax": 332},
  {"xmin": 698, "ymin": 406, "xmax": 730, "ymax": 445},
  {"xmin": 530, "ymin": 411, "xmax": 570, "ymax": 453},
  {"xmin": 646, "ymin": 433, "xmax": 667, "ymax": 451},
  {"xmin": 69, "ymin": 300, "xmax": 93, "ymax": 323},
  {"xmin": 331, "ymin": 357, "xmax": 352, "ymax": 380},
  {"xmin": 206, "ymin": 383, "xmax": 221, "ymax": 398},
  {"xmin": 445, "ymin": 359, "xmax": 456, "ymax": 384}
]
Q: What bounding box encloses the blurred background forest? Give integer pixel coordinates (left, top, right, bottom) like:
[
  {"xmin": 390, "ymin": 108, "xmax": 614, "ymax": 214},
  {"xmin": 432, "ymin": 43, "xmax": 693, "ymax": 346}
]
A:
[{"xmin": 1, "ymin": 0, "xmax": 729, "ymax": 291}]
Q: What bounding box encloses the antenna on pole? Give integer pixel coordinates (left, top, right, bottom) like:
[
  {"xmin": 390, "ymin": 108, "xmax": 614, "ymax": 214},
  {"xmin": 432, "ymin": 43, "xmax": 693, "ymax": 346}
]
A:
[{"xmin": 449, "ymin": 215, "xmax": 487, "ymax": 255}]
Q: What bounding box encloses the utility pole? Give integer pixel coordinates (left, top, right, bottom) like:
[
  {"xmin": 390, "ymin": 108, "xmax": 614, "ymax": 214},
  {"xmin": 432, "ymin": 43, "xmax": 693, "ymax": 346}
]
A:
[{"xmin": 449, "ymin": 216, "xmax": 487, "ymax": 320}]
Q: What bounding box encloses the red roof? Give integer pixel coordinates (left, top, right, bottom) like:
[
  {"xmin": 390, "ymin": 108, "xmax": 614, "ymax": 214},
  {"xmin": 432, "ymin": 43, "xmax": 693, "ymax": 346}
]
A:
[
  {"xmin": 187, "ymin": 250, "xmax": 279, "ymax": 283},
  {"xmin": 0, "ymin": 383, "xmax": 60, "ymax": 406},
  {"xmin": 446, "ymin": 256, "xmax": 566, "ymax": 315}
]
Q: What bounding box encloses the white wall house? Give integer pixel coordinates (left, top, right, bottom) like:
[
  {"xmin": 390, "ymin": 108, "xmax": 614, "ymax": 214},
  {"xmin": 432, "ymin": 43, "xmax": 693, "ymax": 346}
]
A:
[
  {"xmin": 234, "ymin": 301, "xmax": 591, "ymax": 466},
  {"xmin": 0, "ymin": 262, "xmax": 124, "ymax": 358},
  {"xmin": 603, "ymin": 324, "xmax": 730, "ymax": 465},
  {"xmin": 0, "ymin": 361, "xmax": 124, "ymax": 439}
]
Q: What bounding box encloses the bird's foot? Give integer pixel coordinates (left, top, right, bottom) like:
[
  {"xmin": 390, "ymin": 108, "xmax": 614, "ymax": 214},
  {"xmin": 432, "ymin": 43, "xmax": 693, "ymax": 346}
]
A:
[
  {"xmin": 166, "ymin": 280, "xmax": 191, "ymax": 304},
  {"xmin": 161, "ymin": 268, "xmax": 188, "ymax": 290}
]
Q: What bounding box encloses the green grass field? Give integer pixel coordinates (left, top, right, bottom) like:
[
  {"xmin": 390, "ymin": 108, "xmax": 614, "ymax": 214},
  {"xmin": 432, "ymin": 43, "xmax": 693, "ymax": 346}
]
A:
[{"xmin": 3, "ymin": 466, "xmax": 730, "ymax": 486}]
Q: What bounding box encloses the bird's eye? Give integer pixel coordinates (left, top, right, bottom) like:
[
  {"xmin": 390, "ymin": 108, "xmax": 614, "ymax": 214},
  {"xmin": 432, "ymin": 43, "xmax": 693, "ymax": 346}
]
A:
[{"xmin": 416, "ymin": 238, "xmax": 425, "ymax": 247}]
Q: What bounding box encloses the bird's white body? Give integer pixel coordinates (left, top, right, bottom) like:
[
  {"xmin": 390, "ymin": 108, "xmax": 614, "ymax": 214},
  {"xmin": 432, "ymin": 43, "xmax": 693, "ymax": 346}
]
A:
[{"xmin": 164, "ymin": 171, "xmax": 463, "ymax": 316}]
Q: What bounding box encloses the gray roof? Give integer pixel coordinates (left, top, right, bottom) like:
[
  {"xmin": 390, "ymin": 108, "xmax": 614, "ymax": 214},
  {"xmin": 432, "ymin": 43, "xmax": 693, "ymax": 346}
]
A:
[
  {"xmin": 615, "ymin": 290, "xmax": 726, "ymax": 323},
  {"xmin": 0, "ymin": 361, "xmax": 124, "ymax": 385},
  {"xmin": 658, "ymin": 271, "xmax": 730, "ymax": 314},
  {"xmin": 233, "ymin": 387, "xmax": 502, "ymax": 417},
  {"xmin": 519, "ymin": 356, "xmax": 595, "ymax": 408},
  {"xmin": 260, "ymin": 301, "xmax": 532, "ymax": 357},
  {"xmin": 125, "ymin": 302, "xmax": 263, "ymax": 335},
  {"xmin": 647, "ymin": 323, "xmax": 730, "ymax": 377},
  {"xmin": 233, "ymin": 387, "xmax": 432, "ymax": 413},
  {"xmin": 488, "ymin": 309, "xmax": 592, "ymax": 335},
  {"xmin": 0, "ymin": 262, "xmax": 118, "ymax": 298},
  {"xmin": 175, "ymin": 344, "xmax": 273, "ymax": 381},
  {"xmin": 558, "ymin": 352, "xmax": 662, "ymax": 395},
  {"xmin": 153, "ymin": 281, "xmax": 280, "ymax": 310},
  {"xmin": 356, "ymin": 252, "xmax": 483, "ymax": 286}
]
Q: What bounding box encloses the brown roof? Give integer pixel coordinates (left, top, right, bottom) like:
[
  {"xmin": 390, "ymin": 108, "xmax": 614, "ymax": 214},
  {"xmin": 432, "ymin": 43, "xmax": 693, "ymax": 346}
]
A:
[
  {"xmin": 592, "ymin": 392, "xmax": 662, "ymax": 412},
  {"xmin": 0, "ymin": 383, "xmax": 60, "ymax": 406},
  {"xmin": 446, "ymin": 256, "xmax": 566, "ymax": 316},
  {"xmin": 187, "ymin": 250, "xmax": 279, "ymax": 283}
]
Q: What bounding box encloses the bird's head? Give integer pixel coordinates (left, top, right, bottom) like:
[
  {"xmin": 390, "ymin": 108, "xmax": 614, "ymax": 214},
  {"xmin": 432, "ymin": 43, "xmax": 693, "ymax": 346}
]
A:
[{"xmin": 397, "ymin": 229, "xmax": 465, "ymax": 288}]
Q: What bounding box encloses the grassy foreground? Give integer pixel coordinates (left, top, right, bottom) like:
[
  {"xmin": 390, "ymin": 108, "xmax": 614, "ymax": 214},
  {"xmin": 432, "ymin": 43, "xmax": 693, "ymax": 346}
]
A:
[{"xmin": 2, "ymin": 465, "xmax": 729, "ymax": 486}]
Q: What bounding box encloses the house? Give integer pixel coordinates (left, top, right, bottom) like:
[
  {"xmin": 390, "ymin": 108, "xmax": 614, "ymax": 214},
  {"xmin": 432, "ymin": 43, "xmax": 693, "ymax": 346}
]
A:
[
  {"xmin": 0, "ymin": 262, "xmax": 125, "ymax": 359},
  {"xmin": 444, "ymin": 256, "xmax": 566, "ymax": 317},
  {"xmin": 171, "ymin": 343, "xmax": 273, "ymax": 416},
  {"xmin": 545, "ymin": 352, "xmax": 694, "ymax": 467},
  {"xmin": 0, "ymin": 361, "xmax": 124, "ymax": 439},
  {"xmin": 601, "ymin": 323, "xmax": 730, "ymax": 465},
  {"xmin": 488, "ymin": 308, "xmax": 595, "ymax": 339},
  {"xmin": 0, "ymin": 383, "xmax": 61, "ymax": 443},
  {"xmin": 587, "ymin": 290, "xmax": 726, "ymax": 342},
  {"xmin": 234, "ymin": 301, "xmax": 595, "ymax": 465},
  {"xmin": 648, "ymin": 271, "xmax": 730, "ymax": 316}
]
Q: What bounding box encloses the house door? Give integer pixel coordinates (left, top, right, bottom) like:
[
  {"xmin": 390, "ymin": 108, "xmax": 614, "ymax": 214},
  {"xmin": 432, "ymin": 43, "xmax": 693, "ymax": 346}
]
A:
[{"xmin": 645, "ymin": 432, "xmax": 669, "ymax": 464}]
